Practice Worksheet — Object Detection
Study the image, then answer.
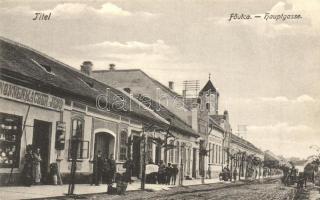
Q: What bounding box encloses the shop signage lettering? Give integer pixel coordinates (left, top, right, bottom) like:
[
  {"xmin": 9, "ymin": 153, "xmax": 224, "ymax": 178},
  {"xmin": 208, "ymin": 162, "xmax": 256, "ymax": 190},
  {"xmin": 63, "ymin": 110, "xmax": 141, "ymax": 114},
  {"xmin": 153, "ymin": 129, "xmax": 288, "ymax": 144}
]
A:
[{"xmin": 0, "ymin": 80, "xmax": 64, "ymax": 111}]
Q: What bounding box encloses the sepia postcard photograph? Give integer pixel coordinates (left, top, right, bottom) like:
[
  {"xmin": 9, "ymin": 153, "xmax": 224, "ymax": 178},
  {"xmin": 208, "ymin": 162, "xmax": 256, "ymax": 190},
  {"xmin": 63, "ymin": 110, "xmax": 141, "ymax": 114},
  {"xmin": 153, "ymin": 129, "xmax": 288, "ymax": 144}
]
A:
[{"xmin": 0, "ymin": 0, "xmax": 319, "ymax": 199}]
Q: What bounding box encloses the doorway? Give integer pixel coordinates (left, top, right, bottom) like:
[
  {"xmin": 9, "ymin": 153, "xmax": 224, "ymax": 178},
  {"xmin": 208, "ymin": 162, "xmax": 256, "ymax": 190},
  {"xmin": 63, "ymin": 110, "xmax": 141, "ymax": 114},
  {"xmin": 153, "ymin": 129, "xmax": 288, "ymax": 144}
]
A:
[
  {"xmin": 132, "ymin": 135, "xmax": 141, "ymax": 177},
  {"xmin": 32, "ymin": 120, "xmax": 52, "ymax": 184},
  {"xmin": 94, "ymin": 132, "xmax": 114, "ymax": 159}
]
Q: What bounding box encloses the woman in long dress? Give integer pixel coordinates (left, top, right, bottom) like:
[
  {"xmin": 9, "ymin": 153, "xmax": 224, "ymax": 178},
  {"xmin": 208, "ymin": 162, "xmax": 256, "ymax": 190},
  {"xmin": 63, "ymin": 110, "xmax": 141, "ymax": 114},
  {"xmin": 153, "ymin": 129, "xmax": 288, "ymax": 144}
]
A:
[
  {"xmin": 33, "ymin": 148, "xmax": 42, "ymax": 184},
  {"xmin": 22, "ymin": 145, "xmax": 33, "ymax": 186}
]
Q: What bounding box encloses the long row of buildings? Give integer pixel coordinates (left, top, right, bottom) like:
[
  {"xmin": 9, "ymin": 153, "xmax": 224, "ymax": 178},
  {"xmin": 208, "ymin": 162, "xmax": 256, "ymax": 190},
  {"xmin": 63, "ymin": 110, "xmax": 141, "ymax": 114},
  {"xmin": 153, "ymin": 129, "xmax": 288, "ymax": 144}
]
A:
[{"xmin": 0, "ymin": 38, "xmax": 267, "ymax": 185}]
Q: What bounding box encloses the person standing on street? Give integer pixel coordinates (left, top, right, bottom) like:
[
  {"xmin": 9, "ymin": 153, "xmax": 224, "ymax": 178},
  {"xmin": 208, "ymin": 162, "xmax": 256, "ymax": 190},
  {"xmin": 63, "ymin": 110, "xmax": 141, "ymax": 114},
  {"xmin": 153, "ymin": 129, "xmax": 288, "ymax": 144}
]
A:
[
  {"xmin": 165, "ymin": 163, "xmax": 172, "ymax": 185},
  {"xmin": 233, "ymin": 168, "xmax": 238, "ymax": 182},
  {"xmin": 22, "ymin": 145, "xmax": 34, "ymax": 186},
  {"xmin": 105, "ymin": 153, "xmax": 116, "ymax": 193},
  {"xmin": 33, "ymin": 147, "xmax": 42, "ymax": 185},
  {"xmin": 94, "ymin": 151, "xmax": 104, "ymax": 186},
  {"xmin": 123, "ymin": 157, "xmax": 134, "ymax": 184},
  {"xmin": 158, "ymin": 160, "xmax": 166, "ymax": 184},
  {"xmin": 172, "ymin": 164, "xmax": 179, "ymax": 185}
]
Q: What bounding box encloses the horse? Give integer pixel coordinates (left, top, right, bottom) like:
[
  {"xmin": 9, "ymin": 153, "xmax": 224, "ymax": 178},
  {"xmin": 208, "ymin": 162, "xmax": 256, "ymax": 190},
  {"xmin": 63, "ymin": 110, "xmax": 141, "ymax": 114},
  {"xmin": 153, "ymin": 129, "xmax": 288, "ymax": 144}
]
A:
[{"xmin": 303, "ymin": 161, "xmax": 319, "ymax": 187}]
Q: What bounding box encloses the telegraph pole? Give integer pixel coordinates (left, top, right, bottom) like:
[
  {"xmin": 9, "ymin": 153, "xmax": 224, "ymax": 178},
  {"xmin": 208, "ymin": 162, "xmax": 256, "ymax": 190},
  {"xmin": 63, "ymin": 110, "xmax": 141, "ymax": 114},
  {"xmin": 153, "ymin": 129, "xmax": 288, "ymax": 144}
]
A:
[
  {"xmin": 68, "ymin": 137, "xmax": 80, "ymax": 195},
  {"xmin": 141, "ymin": 131, "xmax": 146, "ymax": 190}
]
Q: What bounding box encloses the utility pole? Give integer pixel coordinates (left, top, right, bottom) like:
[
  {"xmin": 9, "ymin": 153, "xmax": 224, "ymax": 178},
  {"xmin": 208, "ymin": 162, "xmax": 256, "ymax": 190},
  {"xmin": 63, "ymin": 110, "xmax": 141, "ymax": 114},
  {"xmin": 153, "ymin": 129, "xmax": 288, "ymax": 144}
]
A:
[
  {"xmin": 68, "ymin": 137, "xmax": 80, "ymax": 195},
  {"xmin": 239, "ymin": 152, "xmax": 242, "ymax": 181},
  {"xmin": 141, "ymin": 132, "xmax": 146, "ymax": 190},
  {"xmin": 179, "ymin": 147, "xmax": 184, "ymax": 186}
]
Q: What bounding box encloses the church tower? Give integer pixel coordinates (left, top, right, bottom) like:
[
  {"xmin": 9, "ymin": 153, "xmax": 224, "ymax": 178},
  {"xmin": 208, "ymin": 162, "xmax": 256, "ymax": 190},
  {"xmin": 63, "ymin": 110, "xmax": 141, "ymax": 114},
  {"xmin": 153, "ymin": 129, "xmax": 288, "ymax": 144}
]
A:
[{"xmin": 198, "ymin": 74, "xmax": 219, "ymax": 115}]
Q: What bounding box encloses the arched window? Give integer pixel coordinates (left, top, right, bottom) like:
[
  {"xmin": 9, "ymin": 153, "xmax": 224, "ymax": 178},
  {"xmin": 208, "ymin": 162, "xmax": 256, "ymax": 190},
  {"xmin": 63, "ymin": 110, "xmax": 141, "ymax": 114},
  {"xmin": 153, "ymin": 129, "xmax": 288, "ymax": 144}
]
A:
[
  {"xmin": 206, "ymin": 103, "xmax": 210, "ymax": 110},
  {"xmin": 72, "ymin": 118, "xmax": 83, "ymax": 139},
  {"xmin": 119, "ymin": 131, "xmax": 128, "ymax": 160},
  {"xmin": 69, "ymin": 118, "xmax": 88, "ymax": 159}
]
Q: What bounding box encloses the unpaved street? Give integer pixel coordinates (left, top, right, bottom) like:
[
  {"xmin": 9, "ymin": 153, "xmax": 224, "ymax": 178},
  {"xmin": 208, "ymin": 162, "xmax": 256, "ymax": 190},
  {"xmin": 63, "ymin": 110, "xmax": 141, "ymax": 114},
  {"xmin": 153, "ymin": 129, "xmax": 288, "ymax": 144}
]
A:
[{"xmin": 43, "ymin": 178, "xmax": 295, "ymax": 200}]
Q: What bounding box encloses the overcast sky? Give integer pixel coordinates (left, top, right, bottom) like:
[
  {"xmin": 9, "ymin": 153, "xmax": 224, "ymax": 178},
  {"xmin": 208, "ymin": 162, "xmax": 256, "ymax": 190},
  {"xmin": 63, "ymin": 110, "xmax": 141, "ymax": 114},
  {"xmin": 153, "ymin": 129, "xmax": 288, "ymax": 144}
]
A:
[{"xmin": 1, "ymin": 0, "xmax": 319, "ymax": 159}]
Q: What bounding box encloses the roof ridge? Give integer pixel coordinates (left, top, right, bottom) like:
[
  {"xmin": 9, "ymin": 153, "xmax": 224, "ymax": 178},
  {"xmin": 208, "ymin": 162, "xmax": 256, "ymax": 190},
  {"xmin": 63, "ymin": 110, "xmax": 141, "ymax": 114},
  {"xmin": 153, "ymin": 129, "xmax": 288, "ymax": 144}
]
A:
[
  {"xmin": 93, "ymin": 67, "xmax": 188, "ymax": 108},
  {"xmin": 0, "ymin": 37, "xmax": 134, "ymax": 95},
  {"xmin": 136, "ymin": 94, "xmax": 193, "ymax": 130},
  {"xmin": 92, "ymin": 69, "xmax": 141, "ymax": 72},
  {"xmin": 119, "ymin": 89, "xmax": 170, "ymax": 126},
  {"xmin": 0, "ymin": 36, "xmax": 85, "ymax": 76},
  {"xmin": 231, "ymin": 133, "xmax": 263, "ymax": 153}
]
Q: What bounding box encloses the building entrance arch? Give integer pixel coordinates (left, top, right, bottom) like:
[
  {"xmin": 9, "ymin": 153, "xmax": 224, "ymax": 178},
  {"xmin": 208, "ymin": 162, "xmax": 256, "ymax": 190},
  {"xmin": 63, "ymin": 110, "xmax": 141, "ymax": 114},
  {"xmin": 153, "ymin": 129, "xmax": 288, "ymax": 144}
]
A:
[{"xmin": 93, "ymin": 129, "xmax": 116, "ymax": 159}]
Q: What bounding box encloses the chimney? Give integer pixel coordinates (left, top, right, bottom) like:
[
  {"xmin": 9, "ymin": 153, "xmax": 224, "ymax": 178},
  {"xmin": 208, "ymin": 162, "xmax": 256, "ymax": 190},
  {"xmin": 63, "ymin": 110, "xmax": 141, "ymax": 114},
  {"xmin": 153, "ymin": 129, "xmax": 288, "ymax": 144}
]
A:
[
  {"xmin": 109, "ymin": 63, "xmax": 116, "ymax": 71},
  {"xmin": 80, "ymin": 61, "xmax": 93, "ymax": 76},
  {"xmin": 168, "ymin": 81, "xmax": 174, "ymax": 90},
  {"xmin": 182, "ymin": 90, "xmax": 186, "ymax": 99},
  {"xmin": 124, "ymin": 88, "xmax": 131, "ymax": 93},
  {"xmin": 223, "ymin": 110, "xmax": 229, "ymax": 121}
]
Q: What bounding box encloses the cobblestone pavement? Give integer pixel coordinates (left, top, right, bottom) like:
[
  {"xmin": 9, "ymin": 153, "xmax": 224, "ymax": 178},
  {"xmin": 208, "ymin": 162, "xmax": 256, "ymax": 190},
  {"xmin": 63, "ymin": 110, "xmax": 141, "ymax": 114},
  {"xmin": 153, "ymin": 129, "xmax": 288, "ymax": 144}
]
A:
[
  {"xmin": 37, "ymin": 178, "xmax": 296, "ymax": 200},
  {"xmin": 294, "ymin": 184, "xmax": 320, "ymax": 200}
]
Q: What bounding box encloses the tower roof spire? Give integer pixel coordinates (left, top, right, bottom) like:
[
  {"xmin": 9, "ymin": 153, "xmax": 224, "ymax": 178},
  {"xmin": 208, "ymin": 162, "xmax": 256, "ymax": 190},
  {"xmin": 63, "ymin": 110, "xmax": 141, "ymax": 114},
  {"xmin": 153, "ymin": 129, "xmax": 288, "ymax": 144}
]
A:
[{"xmin": 199, "ymin": 73, "xmax": 217, "ymax": 95}]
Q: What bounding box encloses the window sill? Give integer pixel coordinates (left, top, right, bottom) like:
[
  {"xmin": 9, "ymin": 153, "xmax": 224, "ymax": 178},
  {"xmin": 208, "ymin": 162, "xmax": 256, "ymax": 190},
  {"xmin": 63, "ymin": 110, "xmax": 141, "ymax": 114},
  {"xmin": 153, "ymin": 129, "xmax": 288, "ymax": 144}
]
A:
[{"xmin": 67, "ymin": 159, "xmax": 88, "ymax": 162}]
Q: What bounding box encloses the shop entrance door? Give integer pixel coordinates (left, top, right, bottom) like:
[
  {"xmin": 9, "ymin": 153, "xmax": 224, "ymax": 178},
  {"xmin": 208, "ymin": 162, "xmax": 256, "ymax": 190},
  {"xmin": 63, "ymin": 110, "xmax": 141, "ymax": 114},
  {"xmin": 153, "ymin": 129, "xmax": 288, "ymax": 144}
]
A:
[
  {"xmin": 132, "ymin": 136, "xmax": 140, "ymax": 178},
  {"xmin": 94, "ymin": 132, "xmax": 114, "ymax": 159},
  {"xmin": 33, "ymin": 120, "xmax": 52, "ymax": 184}
]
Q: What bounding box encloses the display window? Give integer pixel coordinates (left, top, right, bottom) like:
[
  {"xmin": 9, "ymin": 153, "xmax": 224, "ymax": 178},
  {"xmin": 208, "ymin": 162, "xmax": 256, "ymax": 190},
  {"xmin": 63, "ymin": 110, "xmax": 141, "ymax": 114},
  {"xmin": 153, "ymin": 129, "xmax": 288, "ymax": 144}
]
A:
[{"xmin": 0, "ymin": 113, "xmax": 22, "ymax": 168}]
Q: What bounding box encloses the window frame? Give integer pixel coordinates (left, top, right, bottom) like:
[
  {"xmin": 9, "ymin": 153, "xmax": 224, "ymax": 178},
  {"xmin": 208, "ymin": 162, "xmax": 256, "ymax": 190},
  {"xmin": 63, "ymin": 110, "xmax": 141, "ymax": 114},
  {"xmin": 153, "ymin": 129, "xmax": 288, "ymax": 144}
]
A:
[
  {"xmin": 68, "ymin": 140, "xmax": 89, "ymax": 160},
  {"xmin": 146, "ymin": 137, "xmax": 153, "ymax": 163},
  {"xmin": 68, "ymin": 117, "xmax": 87, "ymax": 160},
  {"xmin": 169, "ymin": 140, "xmax": 174, "ymax": 163},
  {"xmin": 0, "ymin": 113, "xmax": 22, "ymax": 168},
  {"xmin": 71, "ymin": 118, "xmax": 84, "ymax": 139},
  {"xmin": 212, "ymin": 144, "xmax": 215, "ymax": 164},
  {"xmin": 119, "ymin": 130, "xmax": 128, "ymax": 161},
  {"xmin": 175, "ymin": 141, "xmax": 180, "ymax": 164}
]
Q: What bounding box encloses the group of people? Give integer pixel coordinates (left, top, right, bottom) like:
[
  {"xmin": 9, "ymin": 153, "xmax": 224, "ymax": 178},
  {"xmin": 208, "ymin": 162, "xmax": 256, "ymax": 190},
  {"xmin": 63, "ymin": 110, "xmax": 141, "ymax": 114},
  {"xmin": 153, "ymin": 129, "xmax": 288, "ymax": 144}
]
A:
[
  {"xmin": 146, "ymin": 160, "xmax": 179, "ymax": 185},
  {"xmin": 282, "ymin": 165, "xmax": 298, "ymax": 186},
  {"xmin": 22, "ymin": 144, "xmax": 42, "ymax": 186},
  {"xmin": 92, "ymin": 151, "xmax": 116, "ymax": 191},
  {"xmin": 220, "ymin": 166, "xmax": 237, "ymax": 182},
  {"xmin": 92, "ymin": 151, "xmax": 134, "ymax": 193}
]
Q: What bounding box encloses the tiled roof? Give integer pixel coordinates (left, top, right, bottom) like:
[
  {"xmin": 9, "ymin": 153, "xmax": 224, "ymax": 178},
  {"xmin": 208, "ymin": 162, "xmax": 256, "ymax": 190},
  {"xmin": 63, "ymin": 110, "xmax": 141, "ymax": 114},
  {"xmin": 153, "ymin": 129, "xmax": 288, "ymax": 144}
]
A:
[
  {"xmin": 264, "ymin": 150, "xmax": 280, "ymax": 162},
  {"xmin": 208, "ymin": 116, "xmax": 224, "ymax": 132},
  {"xmin": 0, "ymin": 37, "xmax": 169, "ymax": 127},
  {"xmin": 135, "ymin": 94, "xmax": 199, "ymax": 138},
  {"xmin": 92, "ymin": 69, "xmax": 183, "ymax": 99},
  {"xmin": 231, "ymin": 134, "xmax": 263, "ymax": 155}
]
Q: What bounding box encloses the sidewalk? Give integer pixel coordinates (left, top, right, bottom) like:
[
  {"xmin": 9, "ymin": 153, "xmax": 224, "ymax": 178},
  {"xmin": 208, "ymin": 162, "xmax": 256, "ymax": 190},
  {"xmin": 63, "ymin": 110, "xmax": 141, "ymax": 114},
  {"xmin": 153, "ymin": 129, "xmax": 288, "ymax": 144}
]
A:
[{"xmin": 0, "ymin": 178, "xmax": 221, "ymax": 200}]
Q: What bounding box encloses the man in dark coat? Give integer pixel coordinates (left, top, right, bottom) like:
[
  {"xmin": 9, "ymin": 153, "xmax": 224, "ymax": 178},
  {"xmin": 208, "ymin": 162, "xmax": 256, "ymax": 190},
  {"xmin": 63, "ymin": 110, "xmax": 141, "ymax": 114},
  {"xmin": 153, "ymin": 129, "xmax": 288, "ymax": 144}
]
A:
[
  {"xmin": 166, "ymin": 163, "xmax": 173, "ymax": 185},
  {"xmin": 123, "ymin": 157, "xmax": 134, "ymax": 183},
  {"xmin": 94, "ymin": 151, "xmax": 104, "ymax": 186},
  {"xmin": 233, "ymin": 168, "xmax": 238, "ymax": 182},
  {"xmin": 105, "ymin": 153, "xmax": 116, "ymax": 193},
  {"xmin": 158, "ymin": 160, "xmax": 166, "ymax": 184},
  {"xmin": 22, "ymin": 145, "xmax": 34, "ymax": 186},
  {"xmin": 172, "ymin": 164, "xmax": 179, "ymax": 185}
]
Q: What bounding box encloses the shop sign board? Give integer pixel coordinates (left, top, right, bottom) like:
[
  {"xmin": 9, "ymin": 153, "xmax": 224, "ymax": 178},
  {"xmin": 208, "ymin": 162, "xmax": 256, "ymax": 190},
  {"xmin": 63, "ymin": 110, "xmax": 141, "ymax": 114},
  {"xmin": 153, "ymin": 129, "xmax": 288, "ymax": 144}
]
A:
[{"xmin": 0, "ymin": 80, "xmax": 64, "ymax": 111}]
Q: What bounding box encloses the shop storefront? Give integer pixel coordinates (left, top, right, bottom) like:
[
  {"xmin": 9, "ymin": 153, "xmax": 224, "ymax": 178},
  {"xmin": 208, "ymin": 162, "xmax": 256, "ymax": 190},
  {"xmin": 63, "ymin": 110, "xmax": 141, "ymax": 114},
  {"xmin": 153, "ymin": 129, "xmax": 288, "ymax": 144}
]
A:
[{"xmin": 0, "ymin": 79, "xmax": 64, "ymax": 185}]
